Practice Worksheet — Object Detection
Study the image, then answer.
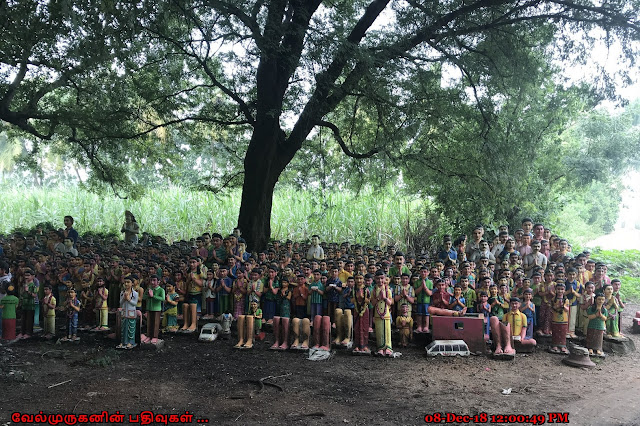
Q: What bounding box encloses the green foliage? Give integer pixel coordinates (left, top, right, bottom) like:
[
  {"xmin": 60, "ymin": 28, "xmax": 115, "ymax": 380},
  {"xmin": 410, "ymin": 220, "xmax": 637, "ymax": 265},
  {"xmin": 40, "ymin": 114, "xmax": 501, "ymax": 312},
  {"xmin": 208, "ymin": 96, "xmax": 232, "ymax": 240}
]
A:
[
  {"xmin": 590, "ymin": 248, "xmax": 640, "ymax": 301},
  {"xmin": 0, "ymin": 183, "xmax": 434, "ymax": 249}
]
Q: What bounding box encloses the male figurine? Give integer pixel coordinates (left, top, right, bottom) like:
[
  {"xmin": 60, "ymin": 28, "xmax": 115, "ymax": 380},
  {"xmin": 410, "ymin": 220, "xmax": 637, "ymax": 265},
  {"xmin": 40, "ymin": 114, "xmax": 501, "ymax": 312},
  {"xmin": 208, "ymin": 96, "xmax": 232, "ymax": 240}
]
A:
[
  {"xmin": 396, "ymin": 303, "xmax": 413, "ymax": 348},
  {"xmin": 306, "ymin": 235, "xmax": 325, "ymax": 260},
  {"xmin": 18, "ymin": 269, "xmax": 37, "ymax": 339},
  {"xmin": 504, "ymin": 297, "xmax": 536, "ymax": 352},
  {"xmin": 94, "ymin": 277, "xmax": 109, "ymax": 330},
  {"xmin": 42, "ymin": 285, "xmax": 57, "ymax": 339},
  {"xmin": 142, "ymin": 276, "xmax": 165, "ymax": 344}
]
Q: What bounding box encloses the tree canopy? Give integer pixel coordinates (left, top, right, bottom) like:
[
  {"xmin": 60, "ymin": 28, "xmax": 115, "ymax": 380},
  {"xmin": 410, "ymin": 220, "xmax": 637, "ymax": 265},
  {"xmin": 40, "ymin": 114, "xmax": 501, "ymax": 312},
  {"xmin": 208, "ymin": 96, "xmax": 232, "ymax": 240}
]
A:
[{"xmin": 1, "ymin": 0, "xmax": 640, "ymax": 249}]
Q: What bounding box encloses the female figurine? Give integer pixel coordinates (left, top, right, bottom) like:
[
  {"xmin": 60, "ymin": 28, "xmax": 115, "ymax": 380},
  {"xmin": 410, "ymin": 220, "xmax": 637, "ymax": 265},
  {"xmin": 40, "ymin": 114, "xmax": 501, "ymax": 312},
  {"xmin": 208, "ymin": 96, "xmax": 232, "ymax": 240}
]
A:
[{"xmin": 586, "ymin": 292, "xmax": 607, "ymax": 356}]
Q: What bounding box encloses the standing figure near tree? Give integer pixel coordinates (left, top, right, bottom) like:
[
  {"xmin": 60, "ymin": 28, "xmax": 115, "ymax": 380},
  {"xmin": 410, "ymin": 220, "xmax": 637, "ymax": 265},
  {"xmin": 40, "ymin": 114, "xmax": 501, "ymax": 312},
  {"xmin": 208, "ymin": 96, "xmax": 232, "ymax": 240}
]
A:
[{"xmin": 121, "ymin": 210, "xmax": 140, "ymax": 245}]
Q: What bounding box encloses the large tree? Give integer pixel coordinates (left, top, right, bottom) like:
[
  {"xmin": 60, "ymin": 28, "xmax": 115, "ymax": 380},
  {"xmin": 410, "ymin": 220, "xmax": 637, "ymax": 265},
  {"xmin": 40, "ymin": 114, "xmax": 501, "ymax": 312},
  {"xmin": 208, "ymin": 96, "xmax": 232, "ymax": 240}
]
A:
[{"xmin": 1, "ymin": 0, "xmax": 639, "ymax": 249}]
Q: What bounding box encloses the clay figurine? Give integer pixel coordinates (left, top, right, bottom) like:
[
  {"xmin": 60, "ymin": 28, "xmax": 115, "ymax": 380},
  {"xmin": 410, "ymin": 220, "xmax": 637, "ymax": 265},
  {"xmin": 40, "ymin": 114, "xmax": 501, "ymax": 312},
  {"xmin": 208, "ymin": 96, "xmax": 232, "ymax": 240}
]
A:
[
  {"xmin": 352, "ymin": 275, "xmax": 371, "ymax": 354},
  {"xmin": 334, "ymin": 276, "xmax": 355, "ymax": 348},
  {"xmin": 395, "ymin": 303, "xmax": 413, "ymax": 348},
  {"xmin": 162, "ymin": 282, "xmax": 180, "ymax": 332},
  {"xmin": 93, "ymin": 277, "xmax": 109, "ymax": 331},
  {"xmin": 1, "ymin": 285, "xmax": 19, "ymax": 341},
  {"xmin": 41, "ymin": 284, "xmax": 57, "ymax": 339},
  {"xmin": 18, "ymin": 269, "xmax": 37, "ymax": 339},
  {"xmin": 372, "ymin": 270, "xmax": 393, "ymax": 356},
  {"xmin": 117, "ymin": 277, "xmax": 139, "ymax": 349},
  {"xmin": 585, "ymin": 292, "xmax": 607, "ymax": 356},
  {"xmin": 603, "ymin": 283, "xmax": 623, "ymax": 339},
  {"xmin": 235, "ymin": 298, "xmax": 260, "ymax": 349},
  {"xmin": 271, "ymin": 277, "xmax": 292, "ymax": 350},
  {"xmin": 142, "ymin": 276, "xmax": 165, "ymax": 344},
  {"xmin": 549, "ymin": 282, "xmax": 570, "ymax": 354},
  {"xmin": 62, "ymin": 288, "xmax": 81, "ymax": 342}
]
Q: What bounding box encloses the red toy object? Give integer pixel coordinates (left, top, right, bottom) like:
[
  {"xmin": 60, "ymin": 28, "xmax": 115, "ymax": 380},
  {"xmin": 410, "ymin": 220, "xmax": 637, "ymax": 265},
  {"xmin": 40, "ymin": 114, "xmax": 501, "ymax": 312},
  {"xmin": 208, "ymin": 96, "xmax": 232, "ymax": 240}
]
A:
[
  {"xmin": 431, "ymin": 314, "xmax": 486, "ymax": 354},
  {"xmin": 632, "ymin": 311, "xmax": 640, "ymax": 334}
]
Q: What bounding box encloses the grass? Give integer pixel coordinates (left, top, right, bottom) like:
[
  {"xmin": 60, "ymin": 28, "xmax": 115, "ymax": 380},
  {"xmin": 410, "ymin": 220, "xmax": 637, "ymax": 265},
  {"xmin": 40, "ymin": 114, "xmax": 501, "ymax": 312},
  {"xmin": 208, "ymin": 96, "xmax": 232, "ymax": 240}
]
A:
[{"xmin": 0, "ymin": 184, "xmax": 427, "ymax": 247}]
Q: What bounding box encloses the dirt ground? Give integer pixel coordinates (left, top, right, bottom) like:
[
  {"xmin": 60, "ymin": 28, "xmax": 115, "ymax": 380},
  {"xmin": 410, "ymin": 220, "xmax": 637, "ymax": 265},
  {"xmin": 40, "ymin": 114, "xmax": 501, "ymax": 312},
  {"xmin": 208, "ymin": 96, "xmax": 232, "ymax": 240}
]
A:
[{"xmin": 1, "ymin": 305, "xmax": 640, "ymax": 426}]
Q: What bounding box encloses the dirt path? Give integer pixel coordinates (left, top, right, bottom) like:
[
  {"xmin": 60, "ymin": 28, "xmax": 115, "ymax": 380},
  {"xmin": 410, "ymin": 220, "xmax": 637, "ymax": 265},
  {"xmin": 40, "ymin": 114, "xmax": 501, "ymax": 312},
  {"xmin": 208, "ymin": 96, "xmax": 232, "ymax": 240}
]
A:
[{"xmin": 1, "ymin": 306, "xmax": 639, "ymax": 426}]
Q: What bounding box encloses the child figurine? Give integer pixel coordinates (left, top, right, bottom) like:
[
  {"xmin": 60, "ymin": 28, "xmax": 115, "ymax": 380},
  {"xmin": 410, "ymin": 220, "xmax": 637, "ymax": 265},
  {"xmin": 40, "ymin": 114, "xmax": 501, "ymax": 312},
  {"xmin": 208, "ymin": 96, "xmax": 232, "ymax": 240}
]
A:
[
  {"xmin": 519, "ymin": 289, "xmax": 536, "ymax": 342},
  {"xmin": 232, "ymin": 274, "xmax": 247, "ymax": 319},
  {"xmin": 217, "ymin": 265, "xmax": 233, "ymax": 319},
  {"xmin": 564, "ymin": 268, "xmax": 582, "ymax": 339},
  {"xmin": 80, "ymin": 278, "xmax": 94, "ymax": 330},
  {"xmin": 549, "ymin": 282, "xmax": 570, "ymax": 354},
  {"xmin": 612, "ymin": 278, "xmax": 625, "ymax": 334},
  {"xmin": 478, "ymin": 291, "xmax": 490, "ymax": 340},
  {"xmin": 1, "ymin": 285, "xmax": 19, "ymax": 341},
  {"xmin": 505, "ymin": 297, "xmax": 536, "ymax": 350},
  {"xmin": 334, "ymin": 276, "xmax": 355, "ymax": 347},
  {"xmin": 42, "ymin": 285, "xmax": 57, "ymax": 339},
  {"xmin": 413, "ymin": 266, "xmax": 433, "ymax": 333},
  {"xmin": 325, "ymin": 267, "xmax": 342, "ymax": 326},
  {"xmin": 352, "ymin": 274, "xmax": 371, "ymax": 354},
  {"xmin": 162, "ymin": 282, "xmax": 180, "ymax": 332},
  {"xmin": 603, "ymin": 283, "xmax": 622, "ymax": 338},
  {"xmin": 396, "ymin": 303, "xmax": 413, "ymax": 348},
  {"xmin": 586, "ymin": 292, "xmax": 607, "ymax": 356},
  {"xmin": 271, "ymin": 277, "xmax": 292, "ymax": 350},
  {"xmin": 460, "ymin": 276, "xmax": 476, "ymax": 313},
  {"xmin": 94, "ymin": 277, "xmax": 109, "ymax": 330},
  {"xmin": 393, "ymin": 273, "xmax": 415, "ymax": 318},
  {"xmin": 248, "ymin": 299, "xmax": 262, "ymax": 336},
  {"xmin": 62, "ymin": 288, "xmax": 81, "ymax": 341},
  {"xmin": 372, "ymin": 270, "xmax": 393, "ymax": 356},
  {"xmin": 203, "ymin": 270, "xmax": 217, "ymax": 320},
  {"xmin": 309, "ymin": 269, "xmax": 325, "ymax": 318},
  {"xmin": 18, "ymin": 269, "xmax": 37, "ymax": 339},
  {"xmin": 579, "ymin": 281, "xmax": 596, "ymax": 335},
  {"xmin": 536, "ymin": 270, "xmax": 555, "ymax": 336},
  {"xmin": 142, "ymin": 276, "xmax": 165, "ymax": 344},
  {"xmin": 235, "ymin": 297, "xmax": 260, "ymax": 349},
  {"xmin": 448, "ymin": 285, "xmax": 467, "ymax": 315},
  {"xmin": 117, "ymin": 277, "xmax": 139, "ymax": 349},
  {"xmin": 490, "ymin": 298, "xmax": 519, "ymax": 356}
]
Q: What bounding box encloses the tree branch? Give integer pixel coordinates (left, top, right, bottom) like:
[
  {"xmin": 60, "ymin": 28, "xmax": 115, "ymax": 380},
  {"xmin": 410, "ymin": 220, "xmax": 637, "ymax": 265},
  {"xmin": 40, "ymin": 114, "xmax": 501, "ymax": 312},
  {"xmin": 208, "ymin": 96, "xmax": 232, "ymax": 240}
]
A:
[{"xmin": 317, "ymin": 120, "xmax": 380, "ymax": 159}]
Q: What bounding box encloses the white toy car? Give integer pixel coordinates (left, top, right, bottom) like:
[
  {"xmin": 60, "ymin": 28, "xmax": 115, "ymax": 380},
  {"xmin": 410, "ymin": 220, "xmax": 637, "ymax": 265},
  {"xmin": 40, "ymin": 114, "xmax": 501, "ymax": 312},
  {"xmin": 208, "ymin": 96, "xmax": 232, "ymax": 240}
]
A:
[
  {"xmin": 199, "ymin": 323, "xmax": 222, "ymax": 342},
  {"xmin": 425, "ymin": 340, "xmax": 470, "ymax": 357}
]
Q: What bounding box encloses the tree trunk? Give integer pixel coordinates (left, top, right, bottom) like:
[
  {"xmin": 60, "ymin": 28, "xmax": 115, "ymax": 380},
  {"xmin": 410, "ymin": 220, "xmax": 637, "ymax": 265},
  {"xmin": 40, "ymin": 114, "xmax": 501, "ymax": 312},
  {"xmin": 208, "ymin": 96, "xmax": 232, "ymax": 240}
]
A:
[{"xmin": 237, "ymin": 126, "xmax": 292, "ymax": 252}]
